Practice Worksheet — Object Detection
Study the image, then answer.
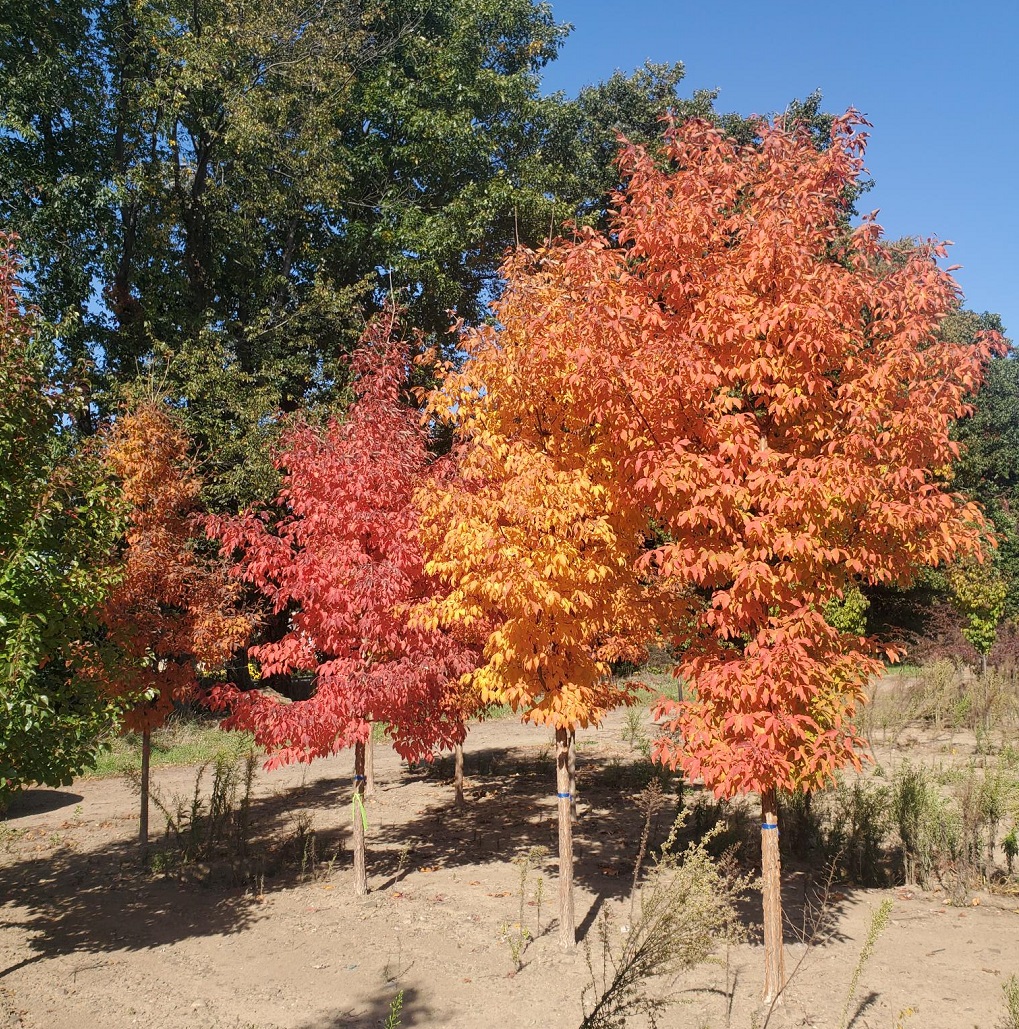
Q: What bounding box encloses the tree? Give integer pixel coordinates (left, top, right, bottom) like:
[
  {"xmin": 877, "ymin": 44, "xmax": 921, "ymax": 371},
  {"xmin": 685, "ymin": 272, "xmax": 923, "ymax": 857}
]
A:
[
  {"xmin": 0, "ymin": 0, "xmax": 574, "ymax": 503},
  {"xmin": 848, "ymin": 310, "xmax": 1013, "ymax": 655},
  {"xmin": 952, "ymin": 331, "xmax": 1019, "ymax": 617},
  {"xmin": 617, "ymin": 114, "xmax": 1002, "ymax": 1001},
  {"xmin": 446, "ymin": 113, "xmax": 1002, "ymax": 995},
  {"xmin": 1, "ymin": 1, "xmax": 833, "ymax": 508},
  {"xmin": 948, "ymin": 558, "xmax": 1007, "ymax": 672},
  {"xmin": 210, "ymin": 315, "xmax": 477, "ymax": 894},
  {"xmin": 540, "ymin": 61, "xmax": 718, "ymax": 228},
  {"xmin": 95, "ymin": 400, "xmax": 250, "ymax": 846},
  {"xmin": 418, "ymin": 299, "xmax": 667, "ymax": 949},
  {"xmin": 0, "ymin": 235, "xmax": 122, "ymax": 807}
]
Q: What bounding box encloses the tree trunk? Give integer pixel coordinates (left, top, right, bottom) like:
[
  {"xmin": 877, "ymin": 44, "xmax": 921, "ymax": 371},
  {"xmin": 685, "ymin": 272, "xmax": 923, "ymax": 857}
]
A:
[
  {"xmin": 352, "ymin": 741, "xmax": 368, "ymax": 896},
  {"xmin": 365, "ymin": 729, "xmax": 376, "ymax": 799},
  {"xmin": 568, "ymin": 728, "xmax": 579, "ymax": 823},
  {"xmin": 556, "ymin": 726, "xmax": 576, "ymax": 950},
  {"xmin": 454, "ymin": 741, "xmax": 465, "ymax": 807},
  {"xmin": 139, "ymin": 728, "xmax": 151, "ymax": 855},
  {"xmin": 761, "ymin": 788, "xmax": 785, "ymax": 1005}
]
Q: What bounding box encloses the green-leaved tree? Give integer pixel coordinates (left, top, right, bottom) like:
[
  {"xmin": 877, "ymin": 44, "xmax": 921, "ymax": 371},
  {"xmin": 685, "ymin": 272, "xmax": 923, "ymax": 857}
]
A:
[{"xmin": 0, "ymin": 237, "xmax": 122, "ymax": 807}]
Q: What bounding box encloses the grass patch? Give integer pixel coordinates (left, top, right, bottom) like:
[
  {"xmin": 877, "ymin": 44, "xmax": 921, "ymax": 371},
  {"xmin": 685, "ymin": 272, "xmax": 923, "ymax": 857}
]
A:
[
  {"xmin": 881, "ymin": 663, "xmax": 922, "ymax": 677},
  {"xmin": 474, "ymin": 701, "xmax": 516, "ymax": 721},
  {"xmin": 86, "ymin": 714, "xmax": 256, "ymax": 778},
  {"xmin": 630, "ymin": 668, "xmax": 682, "ymax": 706}
]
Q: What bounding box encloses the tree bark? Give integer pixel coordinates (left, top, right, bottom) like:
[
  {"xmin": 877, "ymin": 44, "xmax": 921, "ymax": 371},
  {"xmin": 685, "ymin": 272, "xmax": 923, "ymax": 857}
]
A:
[
  {"xmin": 568, "ymin": 728, "xmax": 578, "ymax": 823},
  {"xmin": 139, "ymin": 728, "xmax": 151, "ymax": 855},
  {"xmin": 761, "ymin": 788, "xmax": 785, "ymax": 1005},
  {"xmin": 365, "ymin": 729, "xmax": 376, "ymax": 798},
  {"xmin": 556, "ymin": 726, "xmax": 576, "ymax": 949},
  {"xmin": 352, "ymin": 740, "xmax": 368, "ymax": 895},
  {"xmin": 453, "ymin": 741, "xmax": 465, "ymax": 807}
]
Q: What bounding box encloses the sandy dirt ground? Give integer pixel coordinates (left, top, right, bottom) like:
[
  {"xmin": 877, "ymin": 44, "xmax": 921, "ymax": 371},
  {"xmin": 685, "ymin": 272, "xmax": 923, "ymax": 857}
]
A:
[{"xmin": 2, "ymin": 706, "xmax": 1017, "ymax": 1029}]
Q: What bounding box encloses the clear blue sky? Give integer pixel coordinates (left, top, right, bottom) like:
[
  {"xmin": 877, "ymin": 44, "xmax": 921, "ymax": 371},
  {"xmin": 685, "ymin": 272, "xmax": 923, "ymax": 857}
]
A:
[{"xmin": 541, "ymin": 0, "xmax": 1017, "ymax": 340}]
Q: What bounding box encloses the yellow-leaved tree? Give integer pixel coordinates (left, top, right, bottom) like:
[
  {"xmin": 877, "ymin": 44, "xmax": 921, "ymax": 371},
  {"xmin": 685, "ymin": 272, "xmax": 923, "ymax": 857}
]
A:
[{"xmin": 417, "ymin": 287, "xmax": 669, "ymax": 949}]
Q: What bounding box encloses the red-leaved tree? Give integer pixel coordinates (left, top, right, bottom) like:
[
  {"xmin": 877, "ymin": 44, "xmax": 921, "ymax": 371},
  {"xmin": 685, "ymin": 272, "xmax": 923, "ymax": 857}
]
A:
[{"xmin": 211, "ymin": 315, "xmax": 478, "ymax": 894}]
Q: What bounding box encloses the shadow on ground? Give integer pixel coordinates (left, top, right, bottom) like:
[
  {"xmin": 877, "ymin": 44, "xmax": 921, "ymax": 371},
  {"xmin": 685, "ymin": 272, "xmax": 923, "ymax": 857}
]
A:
[
  {"xmin": 0, "ymin": 773, "xmax": 354, "ymax": 974},
  {"xmin": 0, "ymin": 733, "xmax": 854, "ymax": 978},
  {"xmin": 5, "ymin": 789, "xmax": 84, "ymax": 819},
  {"xmin": 296, "ymin": 984, "xmax": 450, "ymax": 1028},
  {"xmin": 368, "ymin": 743, "xmax": 853, "ymax": 947}
]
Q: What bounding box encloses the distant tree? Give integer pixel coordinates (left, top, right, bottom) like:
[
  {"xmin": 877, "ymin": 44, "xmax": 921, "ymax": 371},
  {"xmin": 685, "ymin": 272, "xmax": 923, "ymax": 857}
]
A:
[
  {"xmin": 0, "ymin": 235, "xmax": 122, "ymax": 807},
  {"xmin": 0, "ymin": 2, "xmax": 840, "ymax": 507},
  {"xmin": 867, "ymin": 311, "xmax": 1015, "ymax": 658},
  {"xmin": 952, "ymin": 322, "xmax": 1019, "ymax": 616},
  {"xmin": 211, "ymin": 315, "xmax": 478, "ymax": 894},
  {"xmin": 0, "ymin": 0, "xmax": 568, "ymax": 503},
  {"xmin": 96, "ymin": 401, "xmax": 250, "ymax": 847}
]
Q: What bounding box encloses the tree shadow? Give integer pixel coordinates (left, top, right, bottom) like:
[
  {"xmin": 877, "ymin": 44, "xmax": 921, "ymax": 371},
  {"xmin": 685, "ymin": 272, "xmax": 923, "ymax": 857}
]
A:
[
  {"xmin": 0, "ymin": 770, "xmax": 356, "ymax": 974},
  {"xmin": 0, "ymin": 838, "xmax": 262, "ymax": 975},
  {"xmin": 369, "ymin": 745, "xmax": 672, "ymax": 912},
  {"xmin": 4, "ymin": 789, "xmax": 84, "ymax": 818},
  {"xmin": 383, "ymin": 746, "xmax": 855, "ymax": 949},
  {"xmin": 0, "ymin": 737, "xmax": 855, "ymax": 981},
  {"xmin": 295, "ymin": 984, "xmax": 449, "ymax": 1028}
]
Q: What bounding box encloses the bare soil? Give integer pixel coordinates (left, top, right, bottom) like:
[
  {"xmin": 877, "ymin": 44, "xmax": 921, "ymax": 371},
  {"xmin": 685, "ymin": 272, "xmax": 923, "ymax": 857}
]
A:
[{"xmin": 2, "ymin": 706, "xmax": 1017, "ymax": 1029}]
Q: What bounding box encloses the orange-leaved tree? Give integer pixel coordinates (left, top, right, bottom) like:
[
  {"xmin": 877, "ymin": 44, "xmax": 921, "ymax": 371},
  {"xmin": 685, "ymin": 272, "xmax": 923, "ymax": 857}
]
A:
[
  {"xmin": 492, "ymin": 111, "xmax": 1004, "ymax": 998},
  {"xmin": 417, "ymin": 297, "xmax": 669, "ymax": 949},
  {"xmin": 96, "ymin": 400, "xmax": 250, "ymax": 848},
  {"xmin": 210, "ymin": 316, "xmax": 479, "ymax": 895}
]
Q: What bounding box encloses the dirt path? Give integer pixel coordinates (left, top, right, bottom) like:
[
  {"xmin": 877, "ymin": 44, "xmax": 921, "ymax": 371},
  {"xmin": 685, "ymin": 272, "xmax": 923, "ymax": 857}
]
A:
[{"xmin": 2, "ymin": 710, "xmax": 1018, "ymax": 1028}]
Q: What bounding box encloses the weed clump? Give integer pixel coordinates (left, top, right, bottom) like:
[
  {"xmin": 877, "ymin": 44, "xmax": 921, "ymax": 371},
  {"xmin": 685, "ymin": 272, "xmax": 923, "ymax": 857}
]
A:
[
  {"xmin": 999, "ymin": 975, "xmax": 1019, "ymax": 1029},
  {"xmin": 579, "ymin": 818, "xmax": 751, "ymax": 1029},
  {"xmin": 144, "ymin": 744, "xmax": 257, "ymax": 874}
]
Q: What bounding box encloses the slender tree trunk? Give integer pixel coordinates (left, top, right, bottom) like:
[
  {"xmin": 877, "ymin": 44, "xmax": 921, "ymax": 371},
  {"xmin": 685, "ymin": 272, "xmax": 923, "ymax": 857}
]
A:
[
  {"xmin": 568, "ymin": 728, "xmax": 578, "ymax": 823},
  {"xmin": 139, "ymin": 728, "xmax": 151, "ymax": 854},
  {"xmin": 761, "ymin": 788, "xmax": 785, "ymax": 1004},
  {"xmin": 556, "ymin": 726, "xmax": 576, "ymax": 950},
  {"xmin": 352, "ymin": 741, "xmax": 368, "ymax": 896},
  {"xmin": 453, "ymin": 741, "xmax": 465, "ymax": 807},
  {"xmin": 365, "ymin": 728, "xmax": 376, "ymax": 798}
]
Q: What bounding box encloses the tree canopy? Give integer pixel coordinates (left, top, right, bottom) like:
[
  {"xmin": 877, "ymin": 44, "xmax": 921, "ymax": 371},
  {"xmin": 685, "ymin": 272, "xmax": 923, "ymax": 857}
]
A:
[
  {"xmin": 0, "ymin": 1, "xmax": 848, "ymax": 510},
  {"xmin": 0, "ymin": 235, "xmax": 122, "ymax": 803},
  {"xmin": 210, "ymin": 315, "xmax": 477, "ymax": 767}
]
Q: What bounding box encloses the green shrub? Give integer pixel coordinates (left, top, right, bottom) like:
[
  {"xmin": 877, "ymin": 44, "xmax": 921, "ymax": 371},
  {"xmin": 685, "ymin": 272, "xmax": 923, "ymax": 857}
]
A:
[{"xmin": 893, "ymin": 764, "xmax": 957, "ymax": 889}]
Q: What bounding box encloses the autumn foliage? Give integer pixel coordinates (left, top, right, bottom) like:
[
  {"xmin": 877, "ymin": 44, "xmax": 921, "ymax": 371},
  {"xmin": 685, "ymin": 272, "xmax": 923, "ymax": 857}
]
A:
[
  {"xmin": 97, "ymin": 401, "xmax": 249, "ymax": 732},
  {"xmin": 427, "ymin": 110, "xmax": 1004, "ymax": 979},
  {"xmin": 471, "ymin": 111, "xmax": 1003, "ymax": 797},
  {"xmin": 418, "ymin": 248, "xmax": 671, "ymax": 949},
  {"xmin": 604, "ymin": 114, "xmax": 1004, "ymax": 797},
  {"xmin": 418, "ymin": 374, "xmax": 658, "ymax": 731},
  {"xmin": 210, "ymin": 316, "xmax": 478, "ymax": 770}
]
